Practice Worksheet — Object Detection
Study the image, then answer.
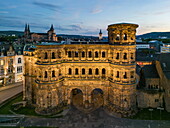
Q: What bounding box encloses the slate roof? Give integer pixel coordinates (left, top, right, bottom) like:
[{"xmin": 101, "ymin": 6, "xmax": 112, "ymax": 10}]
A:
[
  {"xmin": 142, "ymin": 64, "xmax": 159, "ymax": 78},
  {"xmin": 158, "ymin": 53, "xmax": 170, "ymax": 79}
]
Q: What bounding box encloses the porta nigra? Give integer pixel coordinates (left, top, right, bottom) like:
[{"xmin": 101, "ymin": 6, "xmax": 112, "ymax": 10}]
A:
[{"xmin": 24, "ymin": 23, "xmax": 139, "ymax": 117}]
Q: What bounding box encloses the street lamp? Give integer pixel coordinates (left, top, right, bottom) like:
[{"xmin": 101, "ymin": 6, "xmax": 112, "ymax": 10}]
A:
[
  {"xmin": 157, "ymin": 107, "xmax": 164, "ymax": 120},
  {"xmin": 148, "ymin": 108, "xmax": 153, "ymax": 120}
]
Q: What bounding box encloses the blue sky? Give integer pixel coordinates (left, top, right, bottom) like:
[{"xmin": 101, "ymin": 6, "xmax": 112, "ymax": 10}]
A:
[{"xmin": 1, "ymin": 0, "xmax": 170, "ymax": 36}]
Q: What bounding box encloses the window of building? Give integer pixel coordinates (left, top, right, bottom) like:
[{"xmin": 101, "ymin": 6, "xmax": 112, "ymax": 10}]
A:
[
  {"xmin": 116, "ymin": 71, "xmax": 119, "ymax": 78},
  {"xmin": 88, "ymin": 51, "xmax": 92, "ymax": 58},
  {"xmin": 124, "ymin": 33, "xmax": 127, "ymax": 40},
  {"xmin": 17, "ymin": 66, "xmax": 22, "ymax": 73},
  {"xmin": 89, "ymin": 68, "xmax": 92, "ymax": 75},
  {"xmin": 130, "ymin": 71, "xmax": 134, "ymax": 78},
  {"xmin": 123, "ymin": 53, "xmax": 127, "ymax": 59},
  {"xmin": 95, "ymin": 68, "xmax": 99, "ymax": 75},
  {"xmin": 52, "ymin": 70, "xmax": 55, "ymax": 77},
  {"xmin": 44, "ymin": 71, "xmax": 48, "ymax": 78},
  {"xmin": 131, "ymin": 53, "xmax": 134, "ymax": 59},
  {"xmin": 155, "ymin": 99, "xmax": 159, "ymax": 102},
  {"xmin": 82, "ymin": 51, "xmax": 85, "ymax": 57},
  {"xmin": 68, "ymin": 51, "xmax": 72, "ymax": 58},
  {"xmin": 0, "ymin": 60, "xmax": 4, "ymax": 65},
  {"xmin": 9, "ymin": 59, "xmax": 13, "ymax": 64},
  {"xmin": 102, "ymin": 51, "xmax": 105, "ymax": 58},
  {"xmin": 95, "ymin": 51, "xmax": 98, "ymax": 58},
  {"xmin": 75, "ymin": 51, "xmax": 78, "ymax": 57},
  {"xmin": 116, "ymin": 34, "xmax": 120, "ymax": 40},
  {"xmin": 52, "ymin": 52, "xmax": 55, "ymax": 59},
  {"xmin": 18, "ymin": 58, "xmax": 22, "ymax": 63},
  {"xmin": 44, "ymin": 52, "xmax": 48, "ymax": 59},
  {"xmin": 8, "ymin": 66, "xmax": 13, "ymax": 73},
  {"xmin": 82, "ymin": 68, "xmax": 85, "ymax": 75},
  {"xmin": 102, "ymin": 68, "xmax": 106, "ymax": 75},
  {"xmin": 75, "ymin": 68, "xmax": 79, "ymax": 75},
  {"xmin": 123, "ymin": 72, "xmax": 127, "ymax": 79},
  {"xmin": 0, "ymin": 67, "xmax": 4, "ymax": 75},
  {"xmin": 68, "ymin": 68, "xmax": 72, "ymax": 75},
  {"xmin": 116, "ymin": 53, "xmax": 119, "ymax": 59}
]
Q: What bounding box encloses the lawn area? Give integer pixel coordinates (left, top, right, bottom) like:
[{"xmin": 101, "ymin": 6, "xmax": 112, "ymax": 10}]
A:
[
  {"xmin": 0, "ymin": 94, "xmax": 22, "ymax": 114},
  {"xmin": 0, "ymin": 94, "xmax": 64, "ymax": 118},
  {"xmin": 130, "ymin": 108, "xmax": 170, "ymax": 120}
]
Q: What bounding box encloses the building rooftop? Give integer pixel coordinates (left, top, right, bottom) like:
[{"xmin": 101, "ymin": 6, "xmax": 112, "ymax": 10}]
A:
[
  {"xmin": 142, "ymin": 65, "xmax": 159, "ymax": 78},
  {"xmin": 158, "ymin": 53, "xmax": 170, "ymax": 79}
]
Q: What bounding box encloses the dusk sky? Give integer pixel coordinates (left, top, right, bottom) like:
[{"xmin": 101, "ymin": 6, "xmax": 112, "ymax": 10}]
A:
[{"xmin": 1, "ymin": 0, "xmax": 170, "ymax": 36}]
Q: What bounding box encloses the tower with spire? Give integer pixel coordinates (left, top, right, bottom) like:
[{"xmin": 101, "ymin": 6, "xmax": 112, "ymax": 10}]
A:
[
  {"xmin": 99, "ymin": 29, "xmax": 103, "ymax": 40},
  {"xmin": 24, "ymin": 24, "xmax": 30, "ymax": 38}
]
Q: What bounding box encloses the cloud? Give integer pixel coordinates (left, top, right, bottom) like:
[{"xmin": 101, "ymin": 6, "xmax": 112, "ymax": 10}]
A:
[
  {"xmin": 68, "ymin": 25, "xmax": 82, "ymax": 31},
  {"xmin": 0, "ymin": 11, "xmax": 8, "ymax": 14},
  {"xmin": 91, "ymin": 8, "xmax": 103, "ymax": 14},
  {"xmin": 33, "ymin": 1, "xmax": 62, "ymax": 11}
]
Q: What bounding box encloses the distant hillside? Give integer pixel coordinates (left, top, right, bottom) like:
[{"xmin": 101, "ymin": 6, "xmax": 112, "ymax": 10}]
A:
[
  {"xmin": 137, "ymin": 32, "xmax": 170, "ymax": 39},
  {"xmin": 0, "ymin": 31, "xmax": 24, "ymax": 36}
]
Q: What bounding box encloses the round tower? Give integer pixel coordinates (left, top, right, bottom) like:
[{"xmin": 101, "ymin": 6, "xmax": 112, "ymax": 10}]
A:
[{"xmin": 107, "ymin": 23, "xmax": 139, "ymax": 117}]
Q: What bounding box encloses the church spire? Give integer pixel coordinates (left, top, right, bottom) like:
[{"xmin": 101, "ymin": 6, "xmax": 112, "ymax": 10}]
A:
[
  {"xmin": 25, "ymin": 24, "xmax": 27, "ymax": 32},
  {"xmin": 50, "ymin": 24, "xmax": 54, "ymax": 31},
  {"xmin": 99, "ymin": 29, "xmax": 102, "ymax": 40},
  {"xmin": 99, "ymin": 29, "xmax": 102, "ymax": 34},
  {"xmin": 27, "ymin": 24, "xmax": 30, "ymax": 32}
]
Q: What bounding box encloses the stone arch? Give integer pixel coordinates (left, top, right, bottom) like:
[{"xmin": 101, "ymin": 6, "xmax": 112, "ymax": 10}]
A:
[
  {"xmin": 91, "ymin": 88, "xmax": 104, "ymax": 106},
  {"xmin": 68, "ymin": 88, "xmax": 84, "ymax": 105}
]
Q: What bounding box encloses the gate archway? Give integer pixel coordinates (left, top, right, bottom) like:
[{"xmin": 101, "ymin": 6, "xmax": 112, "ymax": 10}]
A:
[
  {"xmin": 91, "ymin": 88, "xmax": 104, "ymax": 108},
  {"xmin": 70, "ymin": 88, "xmax": 83, "ymax": 107}
]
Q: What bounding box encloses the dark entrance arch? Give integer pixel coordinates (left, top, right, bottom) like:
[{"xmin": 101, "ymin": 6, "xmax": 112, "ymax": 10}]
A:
[
  {"xmin": 70, "ymin": 88, "xmax": 83, "ymax": 107},
  {"xmin": 91, "ymin": 88, "xmax": 104, "ymax": 108}
]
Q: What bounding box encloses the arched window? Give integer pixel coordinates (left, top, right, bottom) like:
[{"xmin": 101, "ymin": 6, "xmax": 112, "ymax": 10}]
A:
[
  {"xmin": 130, "ymin": 71, "xmax": 134, "ymax": 78},
  {"xmin": 68, "ymin": 51, "xmax": 72, "ymax": 58},
  {"xmin": 116, "ymin": 53, "xmax": 119, "ymax": 59},
  {"xmin": 124, "ymin": 33, "xmax": 127, "ymax": 40},
  {"xmin": 89, "ymin": 68, "xmax": 92, "ymax": 75},
  {"xmin": 116, "ymin": 71, "xmax": 119, "ymax": 78},
  {"xmin": 52, "ymin": 70, "xmax": 55, "ymax": 77},
  {"xmin": 82, "ymin": 68, "xmax": 85, "ymax": 75},
  {"xmin": 75, "ymin": 68, "xmax": 79, "ymax": 75},
  {"xmin": 95, "ymin": 68, "xmax": 99, "ymax": 75},
  {"xmin": 102, "ymin": 68, "xmax": 106, "ymax": 75},
  {"xmin": 102, "ymin": 51, "xmax": 105, "ymax": 58},
  {"xmin": 75, "ymin": 51, "xmax": 78, "ymax": 57},
  {"xmin": 44, "ymin": 71, "xmax": 48, "ymax": 78},
  {"xmin": 131, "ymin": 53, "xmax": 134, "ymax": 59},
  {"xmin": 95, "ymin": 51, "xmax": 98, "ymax": 58},
  {"xmin": 88, "ymin": 51, "xmax": 92, "ymax": 58},
  {"xmin": 123, "ymin": 53, "xmax": 127, "ymax": 59},
  {"xmin": 124, "ymin": 72, "xmax": 127, "ymax": 79},
  {"xmin": 52, "ymin": 52, "xmax": 55, "ymax": 59},
  {"xmin": 44, "ymin": 52, "xmax": 48, "ymax": 59},
  {"xmin": 68, "ymin": 68, "xmax": 72, "ymax": 75},
  {"xmin": 82, "ymin": 51, "xmax": 85, "ymax": 57},
  {"xmin": 18, "ymin": 58, "xmax": 21, "ymax": 63},
  {"xmin": 116, "ymin": 34, "xmax": 120, "ymax": 40}
]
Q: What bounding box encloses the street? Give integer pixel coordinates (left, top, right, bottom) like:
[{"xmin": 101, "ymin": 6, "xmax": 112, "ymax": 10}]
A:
[
  {"xmin": 19, "ymin": 106, "xmax": 170, "ymax": 128},
  {"xmin": 0, "ymin": 83, "xmax": 23, "ymax": 104}
]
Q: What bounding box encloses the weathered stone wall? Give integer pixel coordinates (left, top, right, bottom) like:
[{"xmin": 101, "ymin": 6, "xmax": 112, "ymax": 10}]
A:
[{"xmin": 137, "ymin": 90, "xmax": 163, "ymax": 108}]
